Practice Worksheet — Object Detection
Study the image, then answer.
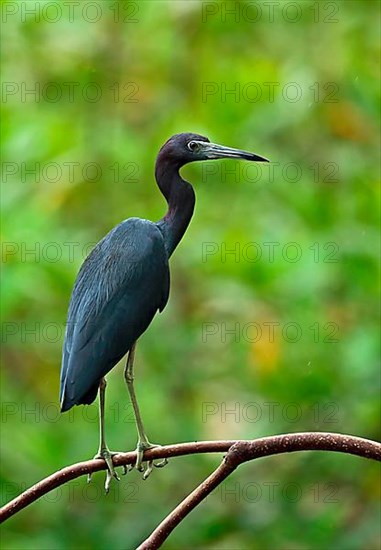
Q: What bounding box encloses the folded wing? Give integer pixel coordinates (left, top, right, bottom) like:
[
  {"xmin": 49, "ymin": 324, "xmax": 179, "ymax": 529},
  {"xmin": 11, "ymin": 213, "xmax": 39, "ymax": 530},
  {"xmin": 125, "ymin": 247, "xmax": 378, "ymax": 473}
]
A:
[{"xmin": 60, "ymin": 218, "xmax": 170, "ymax": 411}]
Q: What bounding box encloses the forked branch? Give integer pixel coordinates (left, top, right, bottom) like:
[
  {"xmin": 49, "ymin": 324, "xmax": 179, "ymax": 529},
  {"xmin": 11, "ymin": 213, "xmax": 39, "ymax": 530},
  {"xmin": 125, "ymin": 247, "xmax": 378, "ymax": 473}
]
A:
[{"xmin": 1, "ymin": 432, "xmax": 380, "ymax": 549}]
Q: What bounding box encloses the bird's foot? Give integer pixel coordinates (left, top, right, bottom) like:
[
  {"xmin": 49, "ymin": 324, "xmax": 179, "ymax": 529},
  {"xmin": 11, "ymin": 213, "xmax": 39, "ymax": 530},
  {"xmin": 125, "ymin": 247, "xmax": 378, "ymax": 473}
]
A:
[
  {"xmin": 88, "ymin": 448, "xmax": 130, "ymax": 493},
  {"xmin": 135, "ymin": 441, "xmax": 168, "ymax": 480}
]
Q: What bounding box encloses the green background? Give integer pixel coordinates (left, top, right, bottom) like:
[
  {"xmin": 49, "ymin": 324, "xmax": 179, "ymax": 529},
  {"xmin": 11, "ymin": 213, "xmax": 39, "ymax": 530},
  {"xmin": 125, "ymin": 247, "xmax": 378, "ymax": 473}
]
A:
[{"xmin": 1, "ymin": 1, "xmax": 380, "ymax": 549}]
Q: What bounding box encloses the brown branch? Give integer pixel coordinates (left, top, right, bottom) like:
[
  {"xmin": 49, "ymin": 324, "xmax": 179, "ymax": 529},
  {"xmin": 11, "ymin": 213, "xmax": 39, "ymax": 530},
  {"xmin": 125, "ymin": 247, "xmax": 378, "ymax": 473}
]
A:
[
  {"xmin": 1, "ymin": 432, "xmax": 379, "ymax": 533},
  {"xmin": 137, "ymin": 433, "xmax": 381, "ymax": 549}
]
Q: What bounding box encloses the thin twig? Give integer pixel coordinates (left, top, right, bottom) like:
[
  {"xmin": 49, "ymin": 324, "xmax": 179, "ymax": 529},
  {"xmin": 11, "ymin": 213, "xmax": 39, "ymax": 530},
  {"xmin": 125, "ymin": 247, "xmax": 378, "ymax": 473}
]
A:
[{"xmin": 0, "ymin": 433, "xmax": 379, "ymax": 530}]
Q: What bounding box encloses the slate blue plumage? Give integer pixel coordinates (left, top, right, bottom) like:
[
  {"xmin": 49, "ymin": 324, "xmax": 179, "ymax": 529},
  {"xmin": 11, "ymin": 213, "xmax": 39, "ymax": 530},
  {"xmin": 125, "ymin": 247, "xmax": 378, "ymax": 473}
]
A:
[
  {"xmin": 60, "ymin": 218, "xmax": 170, "ymax": 411},
  {"xmin": 59, "ymin": 132, "xmax": 268, "ymax": 486}
]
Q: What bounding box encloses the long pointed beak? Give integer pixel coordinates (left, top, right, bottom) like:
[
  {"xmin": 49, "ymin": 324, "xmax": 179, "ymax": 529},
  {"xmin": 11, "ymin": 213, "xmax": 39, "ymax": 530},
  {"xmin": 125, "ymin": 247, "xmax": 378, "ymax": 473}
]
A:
[{"xmin": 198, "ymin": 141, "xmax": 269, "ymax": 162}]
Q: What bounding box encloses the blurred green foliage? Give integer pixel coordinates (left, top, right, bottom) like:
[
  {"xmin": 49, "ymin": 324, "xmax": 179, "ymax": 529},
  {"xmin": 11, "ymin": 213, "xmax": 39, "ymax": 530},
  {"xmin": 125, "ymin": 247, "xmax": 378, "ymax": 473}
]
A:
[{"xmin": 1, "ymin": 1, "xmax": 380, "ymax": 549}]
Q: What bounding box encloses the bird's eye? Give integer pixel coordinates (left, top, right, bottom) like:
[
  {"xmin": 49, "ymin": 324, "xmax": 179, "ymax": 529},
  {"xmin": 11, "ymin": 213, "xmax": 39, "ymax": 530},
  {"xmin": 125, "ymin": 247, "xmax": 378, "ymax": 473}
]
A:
[{"xmin": 187, "ymin": 141, "xmax": 199, "ymax": 152}]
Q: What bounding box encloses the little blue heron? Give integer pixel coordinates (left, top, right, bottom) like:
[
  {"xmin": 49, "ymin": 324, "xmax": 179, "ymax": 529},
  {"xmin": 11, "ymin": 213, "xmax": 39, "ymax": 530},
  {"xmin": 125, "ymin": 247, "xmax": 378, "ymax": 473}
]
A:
[{"xmin": 60, "ymin": 132, "xmax": 269, "ymax": 490}]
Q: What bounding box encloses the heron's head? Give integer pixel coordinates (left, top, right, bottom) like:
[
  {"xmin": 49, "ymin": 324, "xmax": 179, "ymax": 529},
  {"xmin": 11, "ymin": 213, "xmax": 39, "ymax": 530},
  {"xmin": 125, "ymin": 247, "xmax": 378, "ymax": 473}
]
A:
[{"xmin": 159, "ymin": 132, "xmax": 269, "ymax": 166}]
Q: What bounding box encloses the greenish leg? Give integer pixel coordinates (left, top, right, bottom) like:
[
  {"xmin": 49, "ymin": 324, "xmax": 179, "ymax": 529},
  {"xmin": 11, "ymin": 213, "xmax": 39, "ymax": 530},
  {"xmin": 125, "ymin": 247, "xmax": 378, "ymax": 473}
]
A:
[
  {"xmin": 89, "ymin": 377, "xmax": 125, "ymax": 492},
  {"xmin": 124, "ymin": 343, "xmax": 167, "ymax": 479}
]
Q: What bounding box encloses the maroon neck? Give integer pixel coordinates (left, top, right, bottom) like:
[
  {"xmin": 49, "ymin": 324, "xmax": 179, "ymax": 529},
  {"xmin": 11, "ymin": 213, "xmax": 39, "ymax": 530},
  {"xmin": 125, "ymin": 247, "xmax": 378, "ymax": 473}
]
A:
[{"xmin": 155, "ymin": 155, "xmax": 195, "ymax": 257}]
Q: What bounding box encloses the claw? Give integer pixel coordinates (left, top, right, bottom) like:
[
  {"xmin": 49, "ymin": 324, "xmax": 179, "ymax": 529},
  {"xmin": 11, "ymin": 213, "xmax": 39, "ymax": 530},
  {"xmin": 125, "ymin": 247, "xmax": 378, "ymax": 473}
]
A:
[
  {"xmin": 121, "ymin": 464, "xmax": 131, "ymax": 475},
  {"xmin": 143, "ymin": 461, "xmax": 154, "ymax": 480},
  {"xmin": 142, "ymin": 457, "xmax": 168, "ymax": 479},
  {"xmin": 89, "ymin": 448, "xmax": 124, "ymax": 492},
  {"xmin": 134, "ymin": 442, "xmax": 168, "ymax": 479},
  {"xmin": 135, "ymin": 442, "xmax": 148, "ymax": 472}
]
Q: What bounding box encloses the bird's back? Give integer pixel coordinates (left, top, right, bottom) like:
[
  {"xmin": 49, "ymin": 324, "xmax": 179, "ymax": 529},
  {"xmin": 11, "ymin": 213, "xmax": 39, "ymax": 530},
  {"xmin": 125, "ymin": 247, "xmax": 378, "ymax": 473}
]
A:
[{"xmin": 60, "ymin": 218, "xmax": 170, "ymax": 411}]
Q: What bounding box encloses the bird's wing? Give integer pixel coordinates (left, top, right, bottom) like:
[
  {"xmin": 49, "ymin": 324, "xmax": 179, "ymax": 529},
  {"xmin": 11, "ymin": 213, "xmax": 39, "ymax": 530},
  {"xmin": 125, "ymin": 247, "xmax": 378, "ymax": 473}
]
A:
[{"xmin": 60, "ymin": 218, "xmax": 169, "ymax": 410}]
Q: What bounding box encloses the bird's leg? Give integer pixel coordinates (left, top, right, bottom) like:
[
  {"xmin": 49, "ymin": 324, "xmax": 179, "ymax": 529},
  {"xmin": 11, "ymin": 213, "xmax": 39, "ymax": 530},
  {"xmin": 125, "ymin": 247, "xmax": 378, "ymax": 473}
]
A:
[
  {"xmin": 124, "ymin": 343, "xmax": 168, "ymax": 479},
  {"xmin": 88, "ymin": 377, "xmax": 126, "ymax": 492}
]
